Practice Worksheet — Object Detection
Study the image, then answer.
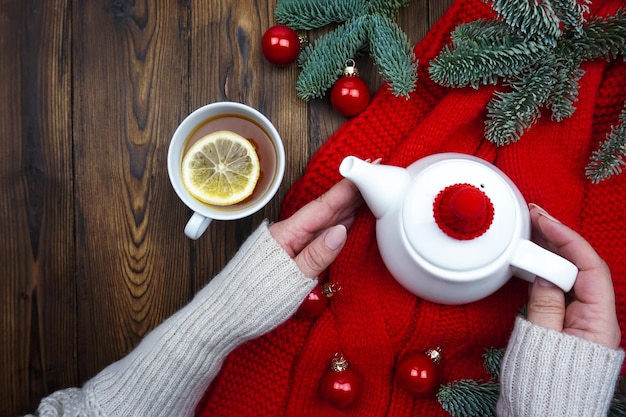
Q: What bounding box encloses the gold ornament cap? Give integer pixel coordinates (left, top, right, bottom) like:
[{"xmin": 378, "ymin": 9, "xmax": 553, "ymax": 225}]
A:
[
  {"xmin": 322, "ymin": 282, "xmax": 342, "ymax": 298},
  {"xmin": 425, "ymin": 346, "xmax": 442, "ymax": 364},
  {"xmin": 297, "ymin": 30, "xmax": 309, "ymax": 49},
  {"xmin": 343, "ymin": 59, "xmax": 359, "ymax": 77},
  {"xmin": 330, "ymin": 352, "xmax": 350, "ymax": 372}
]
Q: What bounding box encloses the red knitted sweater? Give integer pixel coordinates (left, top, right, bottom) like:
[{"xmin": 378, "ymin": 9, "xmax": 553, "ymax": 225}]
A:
[{"xmin": 198, "ymin": 0, "xmax": 626, "ymax": 415}]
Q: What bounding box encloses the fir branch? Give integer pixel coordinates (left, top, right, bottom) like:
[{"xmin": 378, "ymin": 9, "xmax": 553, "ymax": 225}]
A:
[
  {"xmin": 450, "ymin": 20, "xmax": 512, "ymax": 46},
  {"xmin": 485, "ymin": 62, "xmax": 557, "ymax": 145},
  {"xmin": 365, "ymin": 0, "xmax": 410, "ymax": 20},
  {"xmin": 275, "ymin": 0, "xmax": 365, "ymax": 30},
  {"xmin": 429, "ymin": 31, "xmax": 548, "ymax": 89},
  {"xmin": 482, "ymin": 348, "xmax": 504, "ymax": 381},
  {"xmin": 437, "ymin": 380, "xmax": 499, "ymax": 417},
  {"xmin": 609, "ymin": 390, "xmax": 626, "ymax": 417},
  {"xmin": 518, "ymin": 304, "xmax": 527, "ymax": 318},
  {"xmin": 296, "ymin": 16, "xmax": 368, "ymax": 100},
  {"xmin": 487, "ymin": 0, "xmax": 563, "ymax": 45},
  {"xmin": 563, "ymin": 10, "xmax": 626, "ymax": 61},
  {"xmin": 586, "ymin": 106, "xmax": 626, "ymax": 183},
  {"xmin": 546, "ymin": 56, "xmax": 584, "ymax": 122},
  {"xmin": 367, "ymin": 14, "xmax": 417, "ymax": 97},
  {"xmin": 550, "ymin": 0, "xmax": 590, "ymax": 36}
]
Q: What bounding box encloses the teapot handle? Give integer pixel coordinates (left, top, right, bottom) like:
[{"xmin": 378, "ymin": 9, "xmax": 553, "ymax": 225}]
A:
[{"xmin": 510, "ymin": 239, "xmax": 578, "ymax": 291}]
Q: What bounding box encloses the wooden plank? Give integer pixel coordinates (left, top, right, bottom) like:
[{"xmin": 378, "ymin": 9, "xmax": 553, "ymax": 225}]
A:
[
  {"xmin": 0, "ymin": 0, "xmax": 74, "ymax": 415},
  {"xmin": 72, "ymin": 0, "xmax": 191, "ymax": 381},
  {"xmin": 187, "ymin": 0, "xmax": 307, "ymax": 290},
  {"xmin": 0, "ymin": 1, "xmax": 456, "ymax": 415}
]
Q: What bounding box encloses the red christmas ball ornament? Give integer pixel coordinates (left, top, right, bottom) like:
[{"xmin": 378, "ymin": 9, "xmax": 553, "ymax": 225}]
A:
[
  {"xmin": 296, "ymin": 282, "xmax": 342, "ymax": 318},
  {"xmin": 330, "ymin": 60, "xmax": 370, "ymax": 117},
  {"xmin": 261, "ymin": 25, "xmax": 301, "ymax": 66},
  {"xmin": 396, "ymin": 347, "xmax": 442, "ymax": 398},
  {"xmin": 320, "ymin": 353, "xmax": 361, "ymax": 408}
]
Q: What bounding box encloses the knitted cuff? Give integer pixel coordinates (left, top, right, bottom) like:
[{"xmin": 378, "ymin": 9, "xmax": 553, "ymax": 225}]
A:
[
  {"xmin": 83, "ymin": 221, "xmax": 317, "ymax": 417},
  {"xmin": 497, "ymin": 316, "xmax": 624, "ymax": 417}
]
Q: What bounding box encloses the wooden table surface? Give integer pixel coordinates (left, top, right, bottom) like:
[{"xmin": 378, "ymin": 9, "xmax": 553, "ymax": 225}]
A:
[{"xmin": 0, "ymin": 1, "xmax": 453, "ymax": 414}]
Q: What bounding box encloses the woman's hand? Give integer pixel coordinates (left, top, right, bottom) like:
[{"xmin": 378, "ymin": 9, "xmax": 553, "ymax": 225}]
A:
[
  {"xmin": 269, "ymin": 179, "xmax": 363, "ymax": 278},
  {"xmin": 526, "ymin": 204, "xmax": 621, "ymax": 349}
]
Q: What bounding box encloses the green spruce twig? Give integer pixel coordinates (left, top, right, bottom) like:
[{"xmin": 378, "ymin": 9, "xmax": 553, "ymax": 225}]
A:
[
  {"xmin": 275, "ymin": 0, "xmax": 365, "ymax": 30},
  {"xmin": 430, "ymin": 20, "xmax": 548, "ymax": 89},
  {"xmin": 437, "ymin": 344, "xmax": 626, "ymax": 416},
  {"xmin": 486, "ymin": 0, "xmax": 562, "ymax": 45},
  {"xmin": 609, "ymin": 390, "xmax": 626, "ymax": 417},
  {"xmin": 485, "ymin": 61, "xmax": 557, "ymax": 145},
  {"xmin": 296, "ymin": 16, "xmax": 369, "ymax": 100},
  {"xmin": 437, "ymin": 380, "xmax": 499, "ymax": 417},
  {"xmin": 551, "ymin": 0, "xmax": 590, "ymax": 36},
  {"xmin": 546, "ymin": 56, "xmax": 584, "ymax": 121},
  {"xmin": 429, "ymin": 1, "xmax": 626, "ymax": 181},
  {"xmin": 275, "ymin": 0, "xmax": 417, "ymax": 100},
  {"xmin": 482, "ymin": 348, "xmax": 504, "ymax": 381},
  {"xmin": 586, "ymin": 106, "xmax": 626, "ymax": 183},
  {"xmin": 564, "ymin": 10, "xmax": 626, "ymax": 61},
  {"xmin": 365, "ymin": 0, "xmax": 410, "ymax": 20},
  {"xmin": 367, "ymin": 14, "xmax": 417, "ymax": 97}
]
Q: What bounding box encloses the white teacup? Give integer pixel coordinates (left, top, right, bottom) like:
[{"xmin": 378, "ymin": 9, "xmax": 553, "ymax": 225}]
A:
[{"xmin": 168, "ymin": 102, "xmax": 285, "ymax": 240}]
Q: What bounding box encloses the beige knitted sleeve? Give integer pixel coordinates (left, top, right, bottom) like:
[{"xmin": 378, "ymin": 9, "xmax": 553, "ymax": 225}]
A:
[
  {"xmin": 28, "ymin": 221, "xmax": 317, "ymax": 417},
  {"xmin": 497, "ymin": 316, "xmax": 624, "ymax": 417}
]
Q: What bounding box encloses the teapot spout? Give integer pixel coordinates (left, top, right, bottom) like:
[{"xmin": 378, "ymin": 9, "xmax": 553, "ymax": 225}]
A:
[{"xmin": 339, "ymin": 156, "xmax": 411, "ymax": 218}]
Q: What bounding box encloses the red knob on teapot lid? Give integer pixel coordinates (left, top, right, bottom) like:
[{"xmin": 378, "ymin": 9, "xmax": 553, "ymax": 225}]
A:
[{"xmin": 433, "ymin": 183, "xmax": 494, "ymax": 240}]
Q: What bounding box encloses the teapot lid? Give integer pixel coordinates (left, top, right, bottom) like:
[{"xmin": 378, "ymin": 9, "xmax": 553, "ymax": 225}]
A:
[{"xmin": 402, "ymin": 156, "xmax": 523, "ymax": 272}]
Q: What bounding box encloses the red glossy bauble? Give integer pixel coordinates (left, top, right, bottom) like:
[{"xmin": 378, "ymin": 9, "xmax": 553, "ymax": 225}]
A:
[
  {"xmin": 330, "ymin": 75, "xmax": 370, "ymax": 117},
  {"xmin": 297, "ymin": 284, "xmax": 328, "ymax": 318},
  {"xmin": 296, "ymin": 282, "xmax": 341, "ymax": 318},
  {"xmin": 320, "ymin": 354, "xmax": 361, "ymax": 408},
  {"xmin": 261, "ymin": 25, "xmax": 301, "ymax": 66},
  {"xmin": 396, "ymin": 351, "xmax": 441, "ymax": 398}
]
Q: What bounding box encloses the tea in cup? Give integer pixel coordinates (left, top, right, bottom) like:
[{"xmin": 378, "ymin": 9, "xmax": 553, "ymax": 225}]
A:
[{"xmin": 168, "ymin": 102, "xmax": 285, "ymax": 239}]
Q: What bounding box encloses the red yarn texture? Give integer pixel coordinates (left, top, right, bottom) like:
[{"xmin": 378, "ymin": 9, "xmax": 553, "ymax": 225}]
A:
[{"xmin": 197, "ymin": 0, "xmax": 626, "ymax": 415}]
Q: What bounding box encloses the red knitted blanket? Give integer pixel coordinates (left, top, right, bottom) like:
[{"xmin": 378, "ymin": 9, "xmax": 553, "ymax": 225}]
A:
[{"xmin": 198, "ymin": 0, "xmax": 626, "ymax": 415}]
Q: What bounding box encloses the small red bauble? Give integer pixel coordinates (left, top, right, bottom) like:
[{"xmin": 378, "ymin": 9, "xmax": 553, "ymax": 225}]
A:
[
  {"xmin": 330, "ymin": 60, "xmax": 370, "ymax": 117},
  {"xmin": 296, "ymin": 282, "xmax": 342, "ymax": 318},
  {"xmin": 320, "ymin": 353, "xmax": 361, "ymax": 408},
  {"xmin": 261, "ymin": 25, "xmax": 301, "ymax": 66},
  {"xmin": 396, "ymin": 347, "xmax": 442, "ymax": 398}
]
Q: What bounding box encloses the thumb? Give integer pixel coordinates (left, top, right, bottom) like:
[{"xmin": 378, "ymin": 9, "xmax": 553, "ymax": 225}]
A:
[
  {"xmin": 526, "ymin": 277, "xmax": 566, "ymax": 332},
  {"xmin": 294, "ymin": 225, "xmax": 347, "ymax": 278}
]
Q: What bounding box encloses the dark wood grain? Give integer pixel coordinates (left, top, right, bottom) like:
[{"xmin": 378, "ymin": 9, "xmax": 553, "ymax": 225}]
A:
[
  {"xmin": 1, "ymin": 0, "xmax": 75, "ymax": 412},
  {"xmin": 0, "ymin": 1, "xmax": 454, "ymax": 415}
]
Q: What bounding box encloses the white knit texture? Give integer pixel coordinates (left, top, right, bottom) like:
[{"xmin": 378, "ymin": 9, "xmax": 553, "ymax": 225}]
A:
[
  {"xmin": 497, "ymin": 316, "xmax": 624, "ymax": 417},
  {"xmin": 27, "ymin": 222, "xmax": 317, "ymax": 417}
]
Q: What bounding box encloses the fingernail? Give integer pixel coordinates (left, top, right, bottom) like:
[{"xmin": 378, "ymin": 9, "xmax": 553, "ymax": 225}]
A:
[
  {"xmin": 529, "ymin": 203, "xmax": 562, "ymax": 224},
  {"xmin": 324, "ymin": 225, "xmax": 347, "ymax": 251},
  {"xmin": 535, "ymin": 277, "xmax": 557, "ymax": 288}
]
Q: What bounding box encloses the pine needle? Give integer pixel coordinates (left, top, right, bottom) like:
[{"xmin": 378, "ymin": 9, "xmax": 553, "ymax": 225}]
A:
[
  {"xmin": 485, "ymin": 63, "xmax": 556, "ymax": 145},
  {"xmin": 564, "ymin": 10, "xmax": 626, "ymax": 61},
  {"xmin": 275, "ymin": 0, "xmax": 365, "ymax": 30},
  {"xmin": 482, "ymin": 348, "xmax": 504, "ymax": 381},
  {"xmin": 295, "ymin": 16, "xmax": 368, "ymax": 100},
  {"xmin": 429, "ymin": 27, "xmax": 547, "ymax": 88},
  {"xmin": 586, "ymin": 106, "xmax": 626, "ymax": 183},
  {"xmin": 437, "ymin": 380, "xmax": 499, "ymax": 417},
  {"xmin": 487, "ymin": 0, "xmax": 562, "ymax": 45},
  {"xmin": 367, "ymin": 14, "xmax": 417, "ymax": 97}
]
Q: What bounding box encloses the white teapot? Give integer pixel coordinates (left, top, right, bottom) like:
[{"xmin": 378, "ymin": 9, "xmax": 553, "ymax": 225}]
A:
[{"xmin": 339, "ymin": 153, "xmax": 578, "ymax": 305}]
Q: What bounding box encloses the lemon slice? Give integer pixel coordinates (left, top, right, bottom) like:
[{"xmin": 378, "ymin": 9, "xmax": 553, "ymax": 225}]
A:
[{"xmin": 182, "ymin": 130, "xmax": 260, "ymax": 206}]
